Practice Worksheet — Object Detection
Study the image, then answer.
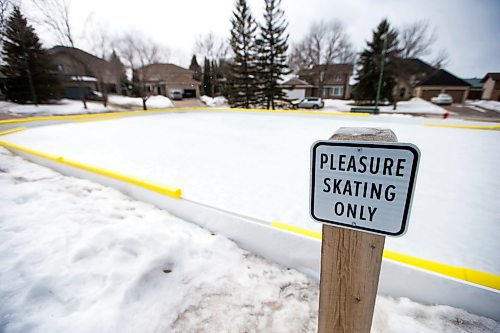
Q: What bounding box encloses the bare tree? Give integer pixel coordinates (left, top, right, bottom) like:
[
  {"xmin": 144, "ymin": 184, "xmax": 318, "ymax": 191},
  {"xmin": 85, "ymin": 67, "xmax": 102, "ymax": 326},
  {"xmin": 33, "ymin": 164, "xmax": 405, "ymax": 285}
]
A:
[
  {"xmin": 290, "ymin": 20, "xmax": 354, "ymax": 71},
  {"xmin": 116, "ymin": 31, "xmax": 169, "ymax": 110},
  {"xmin": 194, "ymin": 32, "xmax": 229, "ymax": 96},
  {"xmin": 30, "ymin": 0, "xmax": 89, "ymax": 108},
  {"xmin": 431, "ymin": 48, "xmax": 449, "ymax": 69},
  {"xmin": 289, "ymin": 20, "xmax": 354, "ymax": 97},
  {"xmin": 399, "ymin": 20, "xmax": 437, "ymax": 59}
]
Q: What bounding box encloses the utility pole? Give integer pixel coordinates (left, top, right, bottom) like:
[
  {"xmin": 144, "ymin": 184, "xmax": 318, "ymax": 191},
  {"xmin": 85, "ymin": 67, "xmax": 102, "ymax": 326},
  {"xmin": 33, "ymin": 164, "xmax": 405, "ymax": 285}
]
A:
[{"xmin": 374, "ymin": 34, "xmax": 387, "ymax": 114}]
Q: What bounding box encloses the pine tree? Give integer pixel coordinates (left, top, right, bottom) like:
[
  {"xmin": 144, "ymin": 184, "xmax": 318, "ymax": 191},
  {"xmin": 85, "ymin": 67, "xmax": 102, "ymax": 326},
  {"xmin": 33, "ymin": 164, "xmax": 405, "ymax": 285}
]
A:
[
  {"xmin": 202, "ymin": 57, "xmax": 212, "ymax": 97},
  {"xmin": 189, "ymin": 55, "xmax": 202, "ymax": 81},
  {"xmin": 108, "ymin": 50, "xmax": 127, "ymax": 94},
  {"xmin": 227, "ymin": 0, "xmax": 259, "ymax": 108},
  {"xmin": 354, "ymin": 19, "xmax": 399, "ymax": 103},
  {"xmin": 1, "ymin": 7, "xmax": 61, "ymax": 103},
  {"xmin": 256, "ymin": 0, "xmax": 290, "ymax": 109}
]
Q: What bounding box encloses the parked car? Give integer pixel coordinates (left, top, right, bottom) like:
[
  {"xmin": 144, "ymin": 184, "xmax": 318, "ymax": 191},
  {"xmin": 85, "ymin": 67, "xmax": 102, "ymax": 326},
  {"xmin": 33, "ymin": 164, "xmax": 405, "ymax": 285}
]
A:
[
  {"xmin": 293, "ymin": 97, "xmax": 324, "ymax": 109},
  {"xmin": 86, "ymin": 90, "xmax": 105, "ymax": 101},
  {"xmin": 431, "ymin": 93, "xmax": 453, "ymax": 105},
  {"xmin": 169, "ymin": 90, "xmax": 183, "ymax": 100}
]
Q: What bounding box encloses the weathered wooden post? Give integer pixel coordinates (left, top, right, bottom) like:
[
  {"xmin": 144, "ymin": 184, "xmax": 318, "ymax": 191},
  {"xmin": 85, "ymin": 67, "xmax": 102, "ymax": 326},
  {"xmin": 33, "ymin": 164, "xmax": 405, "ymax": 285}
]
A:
[{"xmin": 310, "ymin": 128, "xmax": 420, "ymax": 333}]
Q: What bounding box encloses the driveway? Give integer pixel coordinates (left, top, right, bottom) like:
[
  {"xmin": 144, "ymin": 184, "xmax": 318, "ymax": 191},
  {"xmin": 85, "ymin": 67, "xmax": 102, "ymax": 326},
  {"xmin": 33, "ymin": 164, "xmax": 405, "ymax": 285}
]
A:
[
  {"xmin": 172, "ymin": 98, "xmax": 206, "ymax": 108},
  {"xmin": 443, "ymin": 104, "xmax": 500, "ymax": 122}
]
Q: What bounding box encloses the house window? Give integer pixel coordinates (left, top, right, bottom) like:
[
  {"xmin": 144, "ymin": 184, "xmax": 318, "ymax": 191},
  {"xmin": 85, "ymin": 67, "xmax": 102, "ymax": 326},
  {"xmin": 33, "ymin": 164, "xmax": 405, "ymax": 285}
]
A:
[
  {"xmin": 323, "ymin": 88, "xmax": 330, "ymax": 96},
  {"xmin": 146, "ymin": 84, "xmax": 153, "ymax": 93},
  {"xmin": 334, "ymin": 73, "xmax": 342, "ymax": 81},
  {"xmin": 332, "ymin": 86, "xmax": 344, "ymax": 97}
]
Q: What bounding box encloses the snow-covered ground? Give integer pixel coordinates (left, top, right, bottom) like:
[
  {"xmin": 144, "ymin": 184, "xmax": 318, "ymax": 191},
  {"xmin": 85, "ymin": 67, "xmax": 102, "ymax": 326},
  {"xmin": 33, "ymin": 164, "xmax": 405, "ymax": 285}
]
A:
[
  {"xmin": 3, "ymin": 112, "xmax": 499, "ymax": 277},
  {"xmin": 0, "ymin": 95, "xmax": 174, "ymax": 117},
  {"xmin": 1, "ymin": 147, "xmax": 497, "ymax": 333},
  {"xmin": 0, "ymin": 99, "xmax": 120, "ymax": 116},
  {"xmin": 323, "ymin": 98, "xmax": 446, "ymax": 115},
  {"xmin": 108, "ymin": 95, "xmax": 174, "ymax": 109},
  {"xmin": 466, "ymin": 100, "xmax": 500, "ymax": 113},
  {"xmin": 200, "ymin": 95, "xmax": 228, "ymax": 107}
]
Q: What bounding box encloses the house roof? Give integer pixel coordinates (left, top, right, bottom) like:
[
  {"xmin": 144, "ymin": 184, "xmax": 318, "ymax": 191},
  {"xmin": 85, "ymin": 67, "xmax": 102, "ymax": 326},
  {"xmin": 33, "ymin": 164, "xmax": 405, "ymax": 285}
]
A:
[
  {"xmin": 464, "ymin": 78, "xmax": 483, "ymax": 89},
  {"xmin": 280, "ymin": 77, "xmax": 313, "ymax": 87},
  {"xmin": 481, "ymin": 72, "xmax": 500, "ymax": 82},
  {"xmin": 138, "ymin": 63, "xmax": 199, "ymax": 85},
  {"xmin": 48, "ymin": 46, "xmax": 109, "ymax": 67},
  {"xmin": 416, "ymin": 69, "xmax": 471, "ymax": 87},
  {"xmin": 393, "ymin": 58, "xmax": 435, "ymax": 76},
  {"xmin": 299, "ymin": 63, "xmax": 353, "ymax": 76}
]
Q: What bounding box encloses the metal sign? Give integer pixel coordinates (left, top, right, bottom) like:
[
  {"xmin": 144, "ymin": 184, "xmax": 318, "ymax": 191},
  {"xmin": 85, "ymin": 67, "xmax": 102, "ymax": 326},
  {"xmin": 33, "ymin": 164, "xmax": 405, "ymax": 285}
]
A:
[{"xmin": 310, "ymin": 141, "xmax": 420, "ymax": 237}]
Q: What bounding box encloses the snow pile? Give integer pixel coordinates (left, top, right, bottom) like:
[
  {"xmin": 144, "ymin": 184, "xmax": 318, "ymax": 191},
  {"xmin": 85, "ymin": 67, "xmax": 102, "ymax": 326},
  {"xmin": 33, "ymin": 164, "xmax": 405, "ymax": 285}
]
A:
[
  {"xmin": 1, "ymin": 147, "xmax": 497, "ymax": 333},
  {"xmin": 200, "ymin": 95, "xmax": 228, "ymax": 107},
  {"xmin": 466, "ymin": 100, "xmax": 500, "ymax": 113},
  {"xmin": 381, "ymin": 98, "xmax": 446, "ymax": 115},
  {"xmin": 323, "ymin": 98, "xmax": 446, "ymax": 115},
  {"xmin": 0, "ymin": 99, "xmax": 121, "ymax": 116},
  {"xmin": 323, "ymin": 99, "xmax": 353, "ymax": 112},
  {"xmin": 5, "ymin": 113, "xmax": 499, "ymax": 275},
  {"xmin": 108, "ymin": 95, "xmax": 174, "ymax": 109}
]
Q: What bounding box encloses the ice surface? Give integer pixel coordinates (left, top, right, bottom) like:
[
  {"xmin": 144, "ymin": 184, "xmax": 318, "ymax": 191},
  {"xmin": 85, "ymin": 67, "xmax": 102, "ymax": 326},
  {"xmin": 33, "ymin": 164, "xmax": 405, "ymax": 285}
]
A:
[
  {"xmin": 1, "ymin": 147, "xmax": 497, "ymax": 333},
  {"xmin": 3, "ymin": 112, "xmax": 499, "ymax": 275}
]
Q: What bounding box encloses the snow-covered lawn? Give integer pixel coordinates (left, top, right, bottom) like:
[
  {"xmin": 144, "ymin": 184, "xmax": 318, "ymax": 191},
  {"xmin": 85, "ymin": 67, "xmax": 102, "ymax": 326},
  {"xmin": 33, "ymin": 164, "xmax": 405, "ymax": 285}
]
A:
[
  {"xmin": 0, "ymin": 99, "xmax": 121, "ymax": 116},
  {"xmin": 200, "ymin": 95, "xmax": 228, "ymax": 107},
  {"xmin": 466, "ymin": 100, "xmax": 500, "ymax": 113},
  {"xmin": 1, "ymin": 148, "xmax": 497, "ymax": 333},
  {"xmin": 0, "ymin": 95, "xmax": 174, "ymax": 117},
  {"xmin": 108, "ymin": 95, "xmax": 174, "ymax": 109},
  {"xmin": 323, "ymin": 98, "xmax": 446, "ymax": 115},
  {"xmin": 3, "ymin": 112, "xmax": 499, "ymax": 277}
]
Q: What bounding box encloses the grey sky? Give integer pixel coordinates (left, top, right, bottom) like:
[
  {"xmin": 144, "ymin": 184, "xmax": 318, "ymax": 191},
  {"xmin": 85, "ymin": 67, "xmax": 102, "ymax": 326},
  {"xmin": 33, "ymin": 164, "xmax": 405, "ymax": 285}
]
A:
[{"xmin": 23, "ymin": 0, "xmax": 500, "ymax": 78}]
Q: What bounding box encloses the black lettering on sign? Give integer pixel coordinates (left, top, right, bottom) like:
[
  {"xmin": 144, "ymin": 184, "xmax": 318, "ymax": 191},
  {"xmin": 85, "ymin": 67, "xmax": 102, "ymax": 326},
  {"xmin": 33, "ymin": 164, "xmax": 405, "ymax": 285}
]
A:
[
  {"xmin": 320, "ymin": 153, "xmax": 328, "ymax": 169},
  {"xmin": 396, "ymin": 158, "xmax": 406, "ymax": 177},
  {"xmin": 323, "ymin": 178, "xmax": 331, "ymax": 192}
]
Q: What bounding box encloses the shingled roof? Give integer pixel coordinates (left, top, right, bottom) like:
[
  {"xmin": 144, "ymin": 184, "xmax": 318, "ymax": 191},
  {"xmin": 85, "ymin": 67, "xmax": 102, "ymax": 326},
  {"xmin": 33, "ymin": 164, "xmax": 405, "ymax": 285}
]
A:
[
  {"xmin": 481, "ymin": 73, "xmax": 500, "ymax": 82},
  {"xmin": 138, "ymin": 63, "xmax": 199, "ymax": 85},
  {"xmin": 416, "ymin": 69, "xmax": 470, "ymax": 87},
  {"xmin": 280, "ymin": 77, "xmax": 313, "ymax": 87}
]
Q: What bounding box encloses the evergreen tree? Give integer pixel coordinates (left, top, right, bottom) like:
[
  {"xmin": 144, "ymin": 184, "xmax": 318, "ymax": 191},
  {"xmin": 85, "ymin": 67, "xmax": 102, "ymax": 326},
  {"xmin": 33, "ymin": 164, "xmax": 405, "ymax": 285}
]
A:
[
  {"xmin": 189, "ymin": 55, "xmax": 202, "ymax": 81},
  {"xmin": 1, "ymin": 7, "xmax": 61, "ymax": 103},
  {"xmin": 256, "ymin": 0, "xmax": 290, "ymax": 109},
  {"xmin": 354, "ymin": 19, "xmax": 399, "ymax": 103},
  {"xmin": 227, "ymin": 0, "xmax": 259, "ymax": 108},
  {"xmin": 202, "ymin": 57, "xmax": 212, "ymax": 97},
  {"xmin": 108, "ymin": 50, "xmax": 127, "ymax": 94}
]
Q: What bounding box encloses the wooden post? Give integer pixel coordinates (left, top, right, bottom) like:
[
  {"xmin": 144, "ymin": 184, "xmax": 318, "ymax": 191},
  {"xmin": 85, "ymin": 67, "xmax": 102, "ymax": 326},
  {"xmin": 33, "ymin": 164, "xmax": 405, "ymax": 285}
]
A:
[{"xmin": 317, "ymin": 127, "xmax": 397, "ymax": 333}]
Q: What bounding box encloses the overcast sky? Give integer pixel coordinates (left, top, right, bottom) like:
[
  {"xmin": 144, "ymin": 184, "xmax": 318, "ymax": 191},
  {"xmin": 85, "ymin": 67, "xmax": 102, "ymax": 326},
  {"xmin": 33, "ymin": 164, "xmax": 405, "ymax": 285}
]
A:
[{"xmin": 23, "ymin": 0, "xmax": 500, "ymax": 78}]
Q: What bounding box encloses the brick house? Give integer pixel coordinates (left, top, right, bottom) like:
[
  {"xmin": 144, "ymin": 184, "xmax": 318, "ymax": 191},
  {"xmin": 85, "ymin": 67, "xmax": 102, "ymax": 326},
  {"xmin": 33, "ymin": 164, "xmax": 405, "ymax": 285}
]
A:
[
  {"xmin": 297, "ymin": 64, "xmax": 353, "ymax": 99},
  {"xmin": 481, "ymin": 73, "xmax": 500, "ymax": 101},
  {"xmin": 48, "ymin": 46, "xmax": 122, "ymax": 99},
  {"xmin": 414, "ymin": 69, "xmax": 471, "ymax": 104},
  {"xmin": 393, "ymin": 58, "xmax": 435, "ymax": 100},
  {"xmin": 136, "ymin": 64, "xmax": 200, "ymax": 98}
]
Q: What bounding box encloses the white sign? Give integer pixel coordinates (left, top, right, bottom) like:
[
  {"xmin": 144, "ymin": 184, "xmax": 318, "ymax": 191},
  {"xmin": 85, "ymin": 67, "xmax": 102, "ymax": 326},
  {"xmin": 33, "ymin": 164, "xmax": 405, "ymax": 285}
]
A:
[{"xmin": 310, "ymin": 141, "xmax": 420, "ymax": 237}]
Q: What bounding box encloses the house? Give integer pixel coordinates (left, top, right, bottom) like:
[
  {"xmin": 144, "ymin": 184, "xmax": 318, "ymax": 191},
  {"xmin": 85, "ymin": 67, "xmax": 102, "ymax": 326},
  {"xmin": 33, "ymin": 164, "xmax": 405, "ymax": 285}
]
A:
[
  {"xmin": 297, "ymin": 64, "xmax": 353, "ymax": 99},
  {"xmin": 463, "ymin": 78, "xmax": 483, "ymax": 100},
  {"xmin": 280, "ymin": 78, "xmax": 313, "ymax": 100},
  {"xmin": 393, "ymin": 58, "xmax": 435, "ymax": 100},
  {"xmin": 48, "ymin": 46, "xmax": 122, "ymax": 99},
  {"xmin": 481, "ymin": 73, "xmax": 500, "ymax": 101},
  {"xmin": 414, "ymin": 69, "xmax": 471, "ymax": 104},
  {"xmin": 136, "ymin": 64, "xmax": 200, "ymax": 98}
]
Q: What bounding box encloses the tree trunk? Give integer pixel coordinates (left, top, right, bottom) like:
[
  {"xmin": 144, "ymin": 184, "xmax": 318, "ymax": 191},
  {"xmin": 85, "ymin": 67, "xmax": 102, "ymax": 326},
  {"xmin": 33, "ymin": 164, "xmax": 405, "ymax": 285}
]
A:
[{"xmin": 142, "ymin": 97, "xmax": 147, "ymax": 110}]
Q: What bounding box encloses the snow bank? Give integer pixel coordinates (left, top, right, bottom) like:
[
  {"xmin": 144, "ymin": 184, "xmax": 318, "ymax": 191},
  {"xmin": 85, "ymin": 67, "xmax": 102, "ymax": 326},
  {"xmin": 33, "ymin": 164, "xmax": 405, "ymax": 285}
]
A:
[
  {"xmin": 381, "ymin": 98, "xmax": 446, "ymax": 115},
  {"xmin": 0, "ymin": 99, "xmax": 120, "ymax": 116},
  {"xmin": 200, "ymin": 95, "xmax": 228, "ymax": 107},
  {"xmin": 1, "ymin": 147, "xmax": 496, "ymax": 333},
  {"xmin": 323, "ymin": 99, "xmax": 353, "ymax": 112},
  {"xmin": 108, "ymin": 95, "xmax": 174, "ymax": 109},
  {"xmin": 323, "ymin": 98, "xmax": 446, "ymax": 115},
  {"xmin": 466, "ymin": 100, "xmax": 500, "ymax": 113}
]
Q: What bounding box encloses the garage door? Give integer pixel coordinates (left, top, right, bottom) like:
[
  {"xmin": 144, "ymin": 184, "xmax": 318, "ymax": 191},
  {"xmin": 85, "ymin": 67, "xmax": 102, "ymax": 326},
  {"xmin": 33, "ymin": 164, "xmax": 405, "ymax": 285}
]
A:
[{"xmin": 183, "ymin": 89, "xmax": 196, "ymax": 98}]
